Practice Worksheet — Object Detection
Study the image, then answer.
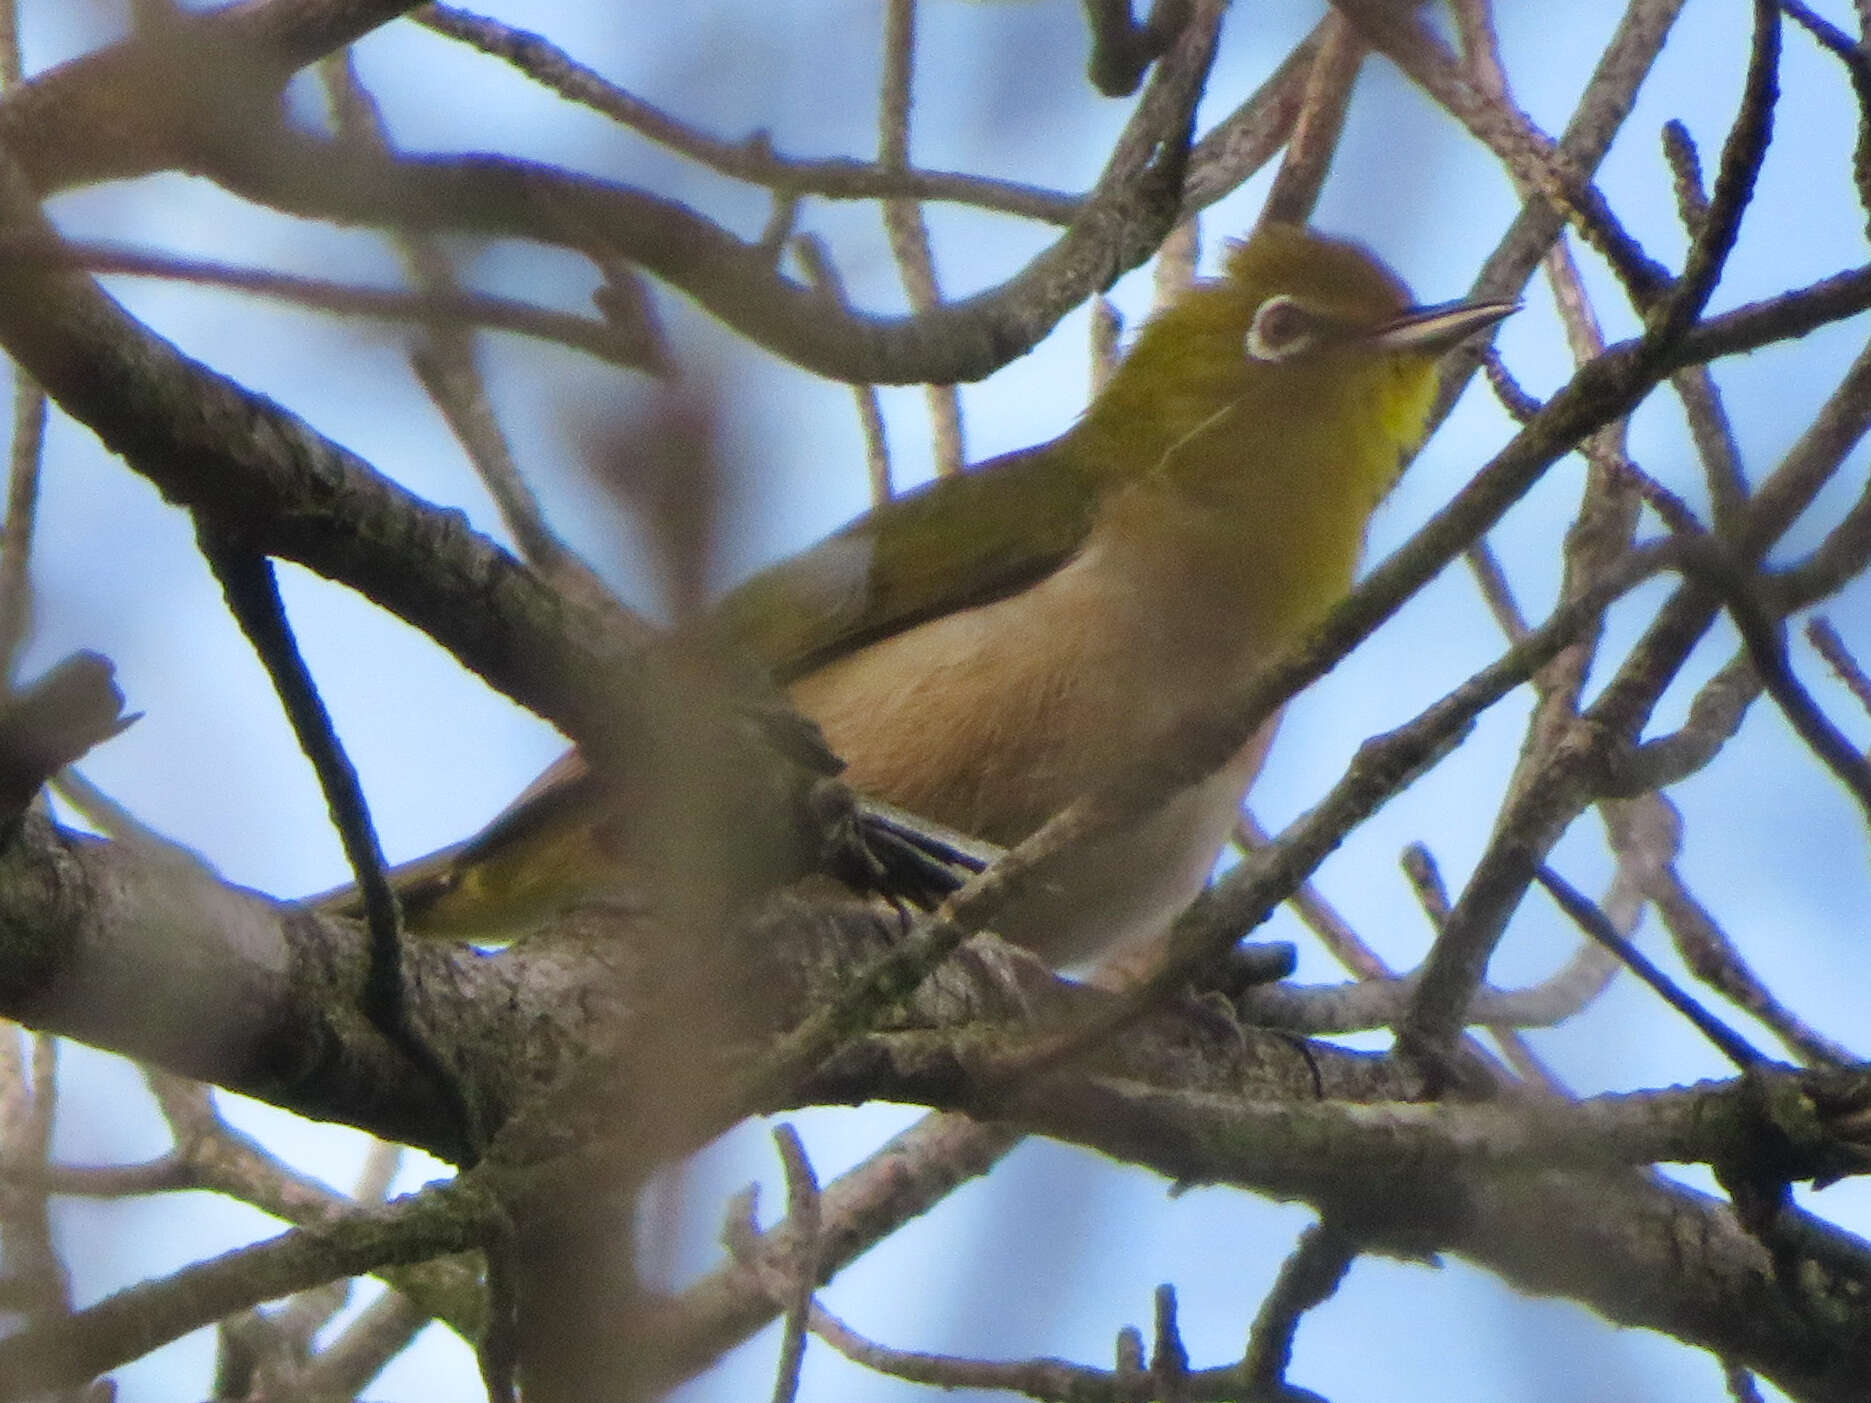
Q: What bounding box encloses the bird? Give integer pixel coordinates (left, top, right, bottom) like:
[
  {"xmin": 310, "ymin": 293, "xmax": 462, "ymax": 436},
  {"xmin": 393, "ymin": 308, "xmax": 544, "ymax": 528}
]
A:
[{"xmin": 339, "ymin": 222, "xmax": 1514, "ymax": 968}]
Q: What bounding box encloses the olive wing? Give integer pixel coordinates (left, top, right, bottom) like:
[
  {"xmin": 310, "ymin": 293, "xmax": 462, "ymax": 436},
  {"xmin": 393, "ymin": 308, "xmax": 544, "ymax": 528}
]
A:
[{"xmin": 706, "ymin": 437, "xmax": 1106, "ymax": 682}]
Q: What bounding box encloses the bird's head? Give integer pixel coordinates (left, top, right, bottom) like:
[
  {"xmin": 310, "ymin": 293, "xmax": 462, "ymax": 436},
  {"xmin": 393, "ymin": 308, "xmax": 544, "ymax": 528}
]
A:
[{"xmin": 1073, "ymin": 222, "xmax": 1516, "ymax": 511}]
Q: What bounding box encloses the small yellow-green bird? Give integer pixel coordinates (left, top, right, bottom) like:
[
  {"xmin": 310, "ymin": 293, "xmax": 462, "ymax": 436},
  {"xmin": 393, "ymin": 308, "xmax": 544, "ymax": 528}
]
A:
[{"xmin": 351, "ymin": 223, "xmax": 1513, "ymax": 964}]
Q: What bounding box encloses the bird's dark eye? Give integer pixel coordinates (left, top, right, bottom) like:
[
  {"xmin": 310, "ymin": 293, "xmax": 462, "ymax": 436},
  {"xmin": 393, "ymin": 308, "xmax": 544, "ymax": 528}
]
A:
[{"xmin": 1244, "ymin": 294, "xmax": 1321, "ymax": 363}]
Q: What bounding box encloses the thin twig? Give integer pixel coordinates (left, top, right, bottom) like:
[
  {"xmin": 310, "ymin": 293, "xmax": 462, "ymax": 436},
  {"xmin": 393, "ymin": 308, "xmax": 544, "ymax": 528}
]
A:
[
  {"xmin": 0, "ymin": 1170, "xmax": 497, "ymax": 1398},
  {"xmin": 1480, "ymin": 346, "xmax": 1542, "ymax": 423},
  {"xmin": 1240, "ymin": 1221, "xmax": 1356, "ymax": 1396},
  {"xmin": 50, "ymin": 767, "xmax": 201, "ymax": 862},
  {"xmin": 1534, "ymin": 865, "xmax": 1764, "ymax": 1070},
  {"xmin": 796, "ymin": 236, "xmax": 893, "ymax": 503},
  {"xmin": 1764, "ymin": 423, "xmax": 1871, "ymax": 611},
  {"xmin": 880, "ymin": 0, "xmax": 964, "ymax": 477},
  {"xmin": 1535, "ymin": 233, "xmax": 1649, "ymax": 717},
  {"xmin": 1651, "ymin": 117, "xmax": 1753, "ymax": 539},
  {"xmin": 1650, "ymin": 860, "xmax": 1855, "ymax": 1066},
  {"xmin": 268, "ymin": 1276, "xmax": 352, "ymax": 1369},
  {"xmin": 1334, "ymin": 0, "xmax": 1675, "ymax": 306},
  {"xmin": 1260, "ymin": 13, "xmax": 1365, "ymax": 225},
  {"xmin": 1662, "ymin": 118, "xmax": 1709, "ymax": 235},
  {"xmin": 1611, "ymin": 454, "xmax": 1704, "ymax": 537},
  {"xmin": 415, "ymin": 4, "xmax": 1083, "ymax": 225},
  {"xmin": 131, "ymin": 1063, "xmax": 485, "ymax": 1338},
  {"xmin": 655, "ymin": 1112, "xmax": 1019, "ymax": 1393},
  {"xmin": 1395, "ymin": 0, "xmax": 1791, "ymax": 1067},
  {"xmin": 1180, "ymin": 24, "xmax": 1326, "ymax": 211},
  {"xmin": 3, "ymin": 1153, "xmax": 194, "ymax": 1198},
  {"xmin": 1702, "ymin": 548, "xmax": 1871, "ymax": 818},
  {"xmin": 1152, "ymin": 217, "xmax": 1200, "ymax": 309},
  {"xmin": 1151, "ymin": 1284, "xmax": 1190, "ymax": 1403},
  {"xmin": 1237, "ymin": 966, "xmax": 1620, "ymax": 1038},
  {"xmin": 196, "ymin": 538, "xmax": 399, "ymax": 1018},
  {"xmin": 768, "ymin": 1124, "xmax": 820, "ymax": 1403},
  {"xmin": 1673, "ymin": 364, "xmax": 1749, "ymax": 535},
  {"xmin": 1090, "ymin": 296, "xmax": 1124, "ymax": 395},
  {"xmin": 1615, "ymin": 653, "xmax": 1762, "ymax": 793},
  {"xmin": 0, "ymin": 0, "xmax": 18, "ymax": 88},
  {"xmin": 1081, "ymin": 0, "xmax": 1191, "ymax": 96},
  {"xmin": 193, "ymin": 533, "xmax": 477, "ymax": 1155},
  {"xmin": 1451, "ymin": 0, "xmax": 1507, "ymax": 91},
  {"xmin": 354, "ymin": 1139, "xmax": 404, "ymax": 1205},
  {"xmin": 0, "ymin": 369, "xmax": 43, "ymax": 681},
  {"xmin": 0, "ymin": 652, "xmax": 130, "ymax": 819},
  {"xmin": 0, "ymin": 1025, "xmax": 69, "ymax": 1338},
  {"xmin": 1774, "ymin": 0, "xmax": 1871, "ymax": 231},
  {"xmin": 1807, "ymin": 616, "xmax": 1871, "ymax": 724},
  {"xmin": 1465, "ymin": 539, "xmax": 1531, "ymax": 640},
  {"xmin": 320, "ymin": 52, "xmax": 622, "ymax": 608},
  {"xmin": 145, "ymin": 1069, "xmax": 216, "ymax": 1145},
  {"xmin": 1400, "ymin": 843, "xmax": 1563, "ymax": 1089},
  {"xmin": 1449, "ymin": 7, "xmax": 1639, "ymax": 759},
  {"xmin": 290, "ymin": 1288, "xmax": 431, "ymax": 1398},
  {"xmin": 1644, "ymin": 0, "xmax": 1780, "ymax": 345},
  {"xmin": 807, "ymin": 1297, "xmax": 1125, "ymax": 1396},
  {"xmin": 0, "ymin": 0, "xmax": 33, "ymax": 687},
  {"xmin": 0, "ymin": 236, "xmax": 663, "ymax": 373},
  {"xmin": 1236, "ymin": 810, "xmax": 1389, "ymax": 982},
  {"xmin": 1777, "ymin": 0, "xmax": 1867, "ymax": 74}
]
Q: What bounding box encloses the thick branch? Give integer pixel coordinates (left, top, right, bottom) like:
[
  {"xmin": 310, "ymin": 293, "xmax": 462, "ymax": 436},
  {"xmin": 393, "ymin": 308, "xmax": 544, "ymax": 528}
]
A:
[{"xmin": 2, "ymin": 803, "xmax": 1869, "ymax": 1399}]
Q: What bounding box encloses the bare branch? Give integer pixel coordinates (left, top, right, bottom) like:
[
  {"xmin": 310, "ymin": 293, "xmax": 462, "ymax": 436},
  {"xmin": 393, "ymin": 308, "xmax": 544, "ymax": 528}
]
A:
[
  {"xmin": 0, "ymin": 368, "xmax": 42, "ymax": 682},
  {"xmin": 767, "ymin": 1123, "xmax": 820, "ymax": 1403},
  {"xmin": 1808, "ymin": 617, "xmax": 1871, "ymax": 723},
  {"xmin": 414, "ymin": 3, "xmax": 1083, "ymax": 224},
  {"xmin": 1260, "ymin": 15, "xmax": 1364, "ymax": 226},
  {"xmin": 879, "ymin": 0, "xmax": 964, "ymax": 477},
  {"xmin": 0, "ymin": 652, "xmax": 130, "ymax": 819},
  {"xmin": 796, "ymin": 236, "xmax": 894, "ymax": 504},
  {"xmin": 0, "ymin": 1171, "xmax": 498, "ymax": 1399},
  {"xmin": 1240, "ymin": 1222, "xmax": 1356, "ymax": 1398}
]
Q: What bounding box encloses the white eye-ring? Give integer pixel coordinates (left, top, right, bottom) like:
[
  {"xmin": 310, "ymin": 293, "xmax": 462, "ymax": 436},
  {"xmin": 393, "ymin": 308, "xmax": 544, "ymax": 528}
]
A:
[{"xmin": 1244, "ymin": 294, "xmax": 1320, "ymax": 363}]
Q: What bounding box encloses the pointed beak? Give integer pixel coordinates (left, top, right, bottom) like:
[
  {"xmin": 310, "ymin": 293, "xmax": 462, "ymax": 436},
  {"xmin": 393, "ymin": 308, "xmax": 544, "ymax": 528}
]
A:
[{"xmin": 1366, "ymin": 297, "xmax": 1519, "ymax": 355}]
